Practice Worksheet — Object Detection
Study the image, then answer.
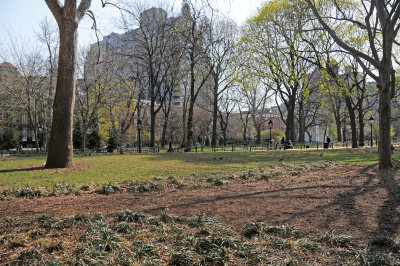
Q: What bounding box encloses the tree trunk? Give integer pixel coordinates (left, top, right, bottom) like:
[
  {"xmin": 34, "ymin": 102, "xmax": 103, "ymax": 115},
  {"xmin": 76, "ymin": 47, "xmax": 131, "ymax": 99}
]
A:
[
  {"xmin": 335, "ymin": 114, "xmax": 341, "ymax": 142},
  {"xmin": 256, "ymin": 125, "xmax": 261, "ymax": 144},
  {"xmin": 150, "ymin": 100, "xmax": 156, "ymax": 148},
  {"xmin": 358, "ymin": 110, "xmax": 365, "ymax": 147},
  {"xmin": 81, "ymin": 125, "xmax": 87, "ymax": 153},
  {"xmin": 185, "ymin": 51, "xmax": 196, "ymax": 152},
  {"xmin": 344, "ymin": 95, "xmax": 358, "ymax": 148},
  {"xmin": 46, "ymin": 20, "xmax": 77, "ymax": 168},
  {"xmin": 285, "ymin": 99, "xmax": 296, "ymax": 143},
  {"xmin": 211, "ymin": 87, "xmax": 218, "ymax": 147},
  {"xmin": 185, "ymin": 98, "xmax": 195, "ymax": 151},
  {"xmin": 34, "ymin": 128, "xmax": 40, "ymax": 153},
  {"xmin": 378, "ymin": 71, "xmax": 393, "ymax": 168},
  {"xmin": 298, "ymin": 100, "xmax": 305, "ymax": 143}
]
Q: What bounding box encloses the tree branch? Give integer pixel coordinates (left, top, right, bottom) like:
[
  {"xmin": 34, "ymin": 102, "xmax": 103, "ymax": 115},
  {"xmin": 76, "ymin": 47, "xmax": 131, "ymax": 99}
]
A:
[
  {"xmin": 44, "ymin": 0, "xmax": 63, "ymax": 25},
  {"xmin": 305, "ymin": 0, "xmax": 381, "ymax": 70},
  {"xmin": 77, "ymin": 0, "xmax": 92, "ymax": 22}
]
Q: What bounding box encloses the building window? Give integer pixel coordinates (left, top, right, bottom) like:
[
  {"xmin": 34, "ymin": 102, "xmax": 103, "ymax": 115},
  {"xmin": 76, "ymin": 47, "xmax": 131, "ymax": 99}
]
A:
[
  {"xmin": 22, "ymin": 128, "xmax": 27, "ymax": 141},
  {"xmin": 22, "ymin": 114, "xmax": 28, "ymax": 125}
]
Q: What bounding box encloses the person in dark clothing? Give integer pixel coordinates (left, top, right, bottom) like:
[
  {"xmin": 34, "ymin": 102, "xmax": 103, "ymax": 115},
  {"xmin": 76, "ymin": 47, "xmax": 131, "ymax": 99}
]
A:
[
  {"xmin": 167, "ymin": 141, "xmax": 174, "ymax": 152},
  {"xmin": 326, "ymin": 136, "xmax": 331, "ymax": 147}
]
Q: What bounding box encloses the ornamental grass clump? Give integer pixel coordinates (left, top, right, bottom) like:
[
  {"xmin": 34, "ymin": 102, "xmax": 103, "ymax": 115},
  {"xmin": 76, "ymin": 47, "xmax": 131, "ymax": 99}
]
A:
[
  {"xmin": 132, "ymin": 239, "xmax": 155, "ymax": 258},
  {"xmin": 15, "ymin": 186, "xmax": 41, "ymax": 199},
  {"xmin": 169, "ymin": 248, "xmax": 195, "ymax": 266},
  {"xmin": 96, "ymin": 183, "xmax": 121, "ymax": 195},
  {"xmin": 242, "ymin": 221, "xmax": 262, "ymax": 238}
]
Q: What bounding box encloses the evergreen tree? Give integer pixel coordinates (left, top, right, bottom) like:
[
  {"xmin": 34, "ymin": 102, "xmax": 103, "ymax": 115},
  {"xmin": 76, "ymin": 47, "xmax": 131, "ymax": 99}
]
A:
[
  {"xmin": 2, "ymin": 124, "xmax": 19, "ymax": 150},
  {"xmin": 73, "ymin": 119, "xmax": 82, "ymax": 149},
  {"xmin": 106, "ymin": 121, "xmax": 121, "ymax": 152},
  {"xmin": 87, "ymin": 119, "xmax": 101, "ymax": 150}
]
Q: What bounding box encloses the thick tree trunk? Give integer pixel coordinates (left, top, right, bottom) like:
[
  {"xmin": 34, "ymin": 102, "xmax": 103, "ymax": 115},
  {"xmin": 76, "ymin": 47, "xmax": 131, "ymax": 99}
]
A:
[
  {"xmin": 46, "ymin": 20, "xmax": 77, "ymax": 168},
  {"xmin": 378, "ymin": 72, "xmax": 393, "ymax": 168}
]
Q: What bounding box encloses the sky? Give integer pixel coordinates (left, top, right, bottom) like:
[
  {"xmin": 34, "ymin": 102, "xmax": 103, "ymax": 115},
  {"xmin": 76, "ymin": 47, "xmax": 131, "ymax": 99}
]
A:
[{"xmin": 0, "ymin": 0, "xmax": 264, "ymax": 58}]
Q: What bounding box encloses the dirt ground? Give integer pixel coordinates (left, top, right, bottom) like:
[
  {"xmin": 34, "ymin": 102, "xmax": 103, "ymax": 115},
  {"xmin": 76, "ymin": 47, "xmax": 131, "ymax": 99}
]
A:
[{"xmin": 1, "ymin": 163, "xmax": 400, "ymax": 244}]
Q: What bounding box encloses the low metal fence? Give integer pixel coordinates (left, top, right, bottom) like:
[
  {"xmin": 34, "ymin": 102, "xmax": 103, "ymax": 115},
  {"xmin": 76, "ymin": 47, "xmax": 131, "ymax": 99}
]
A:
[{"xmin": 0, "ymin": 141, "xmax": 376, "ymax": 157}]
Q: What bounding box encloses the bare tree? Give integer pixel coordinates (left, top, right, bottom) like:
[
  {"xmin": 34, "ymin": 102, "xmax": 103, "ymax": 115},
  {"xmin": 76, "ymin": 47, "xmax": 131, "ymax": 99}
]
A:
[
  {"xmin": 205, "ymin": 17, "xmax": 238, "ymax": 147},
  {"xmin": 45, "ymin": 0, "xmax": 92, "ymax": 168},
  {"xmin": 178, "ymin": 1, "xmax": 213, "ymax": 151},
  {"xmin": 1, "ymin": 32, "xmax": 55, "ymax": 152},
  {"xmin": 218, "ymin": 89, "xmax": 236, "ymax": 145},
  {"xmin": 75, "ymin": 47, "xmax": 119, "ymax": 152},
  {"xmin": 36, "ymin": 18, "xmax": 59, "ymax": 151}
]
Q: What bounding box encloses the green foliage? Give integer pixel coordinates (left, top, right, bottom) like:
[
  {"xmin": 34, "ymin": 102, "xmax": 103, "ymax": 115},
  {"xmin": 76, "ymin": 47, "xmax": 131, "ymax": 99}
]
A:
[
  {"xmin": 261, "ymin": 128, "xmax": 284, "ymax": 142},
  {"xmin": 391, "ymin": 126, "xmax": 396, "ymax": 138}
]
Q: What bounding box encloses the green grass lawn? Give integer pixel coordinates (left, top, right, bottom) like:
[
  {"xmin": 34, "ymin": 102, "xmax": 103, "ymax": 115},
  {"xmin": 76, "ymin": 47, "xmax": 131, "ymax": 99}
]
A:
[{"xmin": 0, "ymin": 148, "xmax": 390, "ymax": 188}]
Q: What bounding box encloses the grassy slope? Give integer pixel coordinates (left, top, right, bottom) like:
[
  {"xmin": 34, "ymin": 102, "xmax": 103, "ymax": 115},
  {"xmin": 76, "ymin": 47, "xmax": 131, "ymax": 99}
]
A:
[{"xmin": 0, "ymin": 148, "xmax": 388, "ymax": 188}]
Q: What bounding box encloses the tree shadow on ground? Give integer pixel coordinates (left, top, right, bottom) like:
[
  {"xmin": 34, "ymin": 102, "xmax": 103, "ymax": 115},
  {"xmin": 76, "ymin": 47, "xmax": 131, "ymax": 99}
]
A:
[
  {"xmin": 373, "ymin": 167, "xmax": 400, "ymax": 237},
  {"xmin": 141, "ymin": 163, "xmax": 400, "ymax": 242},
  {"xmin": 0, "ymin": 166, "xmax": 45, "ymax": 173}
]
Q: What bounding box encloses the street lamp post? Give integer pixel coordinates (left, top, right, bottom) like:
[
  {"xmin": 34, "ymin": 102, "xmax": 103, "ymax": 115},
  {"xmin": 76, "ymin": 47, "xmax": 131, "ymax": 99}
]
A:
[
  {"xmin": 137, "ymin": 119, "xmax": 142, "ymax": 153},
  {"xmin": 368, "ymin": 116, "xmax": 374, "ymax": 147},
  {"xmin": 268, "ymin": 120, "xmax": 273, "ymax": 149}
]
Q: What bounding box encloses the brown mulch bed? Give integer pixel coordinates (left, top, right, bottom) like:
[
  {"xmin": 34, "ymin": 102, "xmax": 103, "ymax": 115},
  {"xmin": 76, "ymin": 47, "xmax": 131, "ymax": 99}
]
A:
[{"xmin": 1, "ymin": 163, "xmax": 399, "ymax": 243}]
